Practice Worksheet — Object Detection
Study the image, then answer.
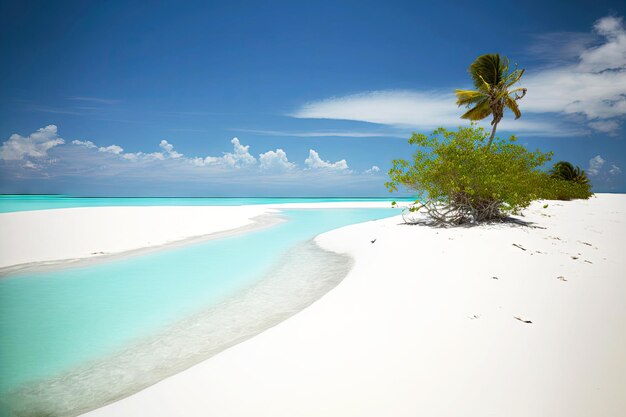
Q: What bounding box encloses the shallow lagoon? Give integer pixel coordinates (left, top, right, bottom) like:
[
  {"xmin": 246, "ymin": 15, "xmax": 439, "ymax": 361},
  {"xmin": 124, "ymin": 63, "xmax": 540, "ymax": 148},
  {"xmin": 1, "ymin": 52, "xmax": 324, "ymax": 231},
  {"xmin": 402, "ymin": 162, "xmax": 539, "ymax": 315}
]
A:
[{"xmin": 0, "ymin": 207, "xmax": 398, "ymax": 415}]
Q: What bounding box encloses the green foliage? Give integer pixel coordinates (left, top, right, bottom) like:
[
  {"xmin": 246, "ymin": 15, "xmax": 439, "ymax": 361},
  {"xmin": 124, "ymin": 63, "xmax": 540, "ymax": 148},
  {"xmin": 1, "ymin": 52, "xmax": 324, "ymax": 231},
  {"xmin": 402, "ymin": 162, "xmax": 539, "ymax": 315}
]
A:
[
  {"xmin": 549, "ymin": 161, "xmax": 590, "ymax": 185},
  {"xmin": 385, "ymin": 125, "xmax": 553, "ymax": 222},
  {"xmin": 537, "ymin": 161, "xmax": 593, "ymax": 200},
  {"xmin": 537, "ymin": 173, "xmax": 593, "ymax": 201},
  {"xmin": 455, "ymin": 53, "xmax": 527, "ymax": 148}
]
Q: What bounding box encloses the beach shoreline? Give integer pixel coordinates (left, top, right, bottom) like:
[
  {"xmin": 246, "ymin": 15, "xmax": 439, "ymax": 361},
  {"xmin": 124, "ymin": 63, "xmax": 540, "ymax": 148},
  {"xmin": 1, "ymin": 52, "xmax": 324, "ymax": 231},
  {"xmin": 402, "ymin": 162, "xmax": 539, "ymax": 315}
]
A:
[
  {"xmin": 0, "ymin": 213, "xmax": 284, "ymax": 277},
  {"xmin": 78, "ymin": 194, "xmax": 626, "ymax": 417},
  {"xmin": 0, "ymin": 201, "xmax": 399, "ymax": 275}
]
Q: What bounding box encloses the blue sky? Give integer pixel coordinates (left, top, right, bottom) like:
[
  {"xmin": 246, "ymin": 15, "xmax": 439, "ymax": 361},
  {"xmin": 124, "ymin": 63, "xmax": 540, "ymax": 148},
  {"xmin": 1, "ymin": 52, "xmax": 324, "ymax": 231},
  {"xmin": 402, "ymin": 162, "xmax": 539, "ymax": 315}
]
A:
[{"xmin": 1, "ymin": 0, "xmax": 625, "ymax": 196}]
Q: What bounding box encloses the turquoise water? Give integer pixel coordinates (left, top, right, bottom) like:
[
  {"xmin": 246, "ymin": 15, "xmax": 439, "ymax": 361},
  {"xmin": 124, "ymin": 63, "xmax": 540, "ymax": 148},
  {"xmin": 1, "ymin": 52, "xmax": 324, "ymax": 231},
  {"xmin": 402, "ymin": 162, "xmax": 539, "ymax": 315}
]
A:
[
  {"xmin": 0, "ymin": 208, "xmax": 398, "ymax": 401},
  {"xmin": 0, "ymin": 195, "xmax": 415, "ymax": 213}
]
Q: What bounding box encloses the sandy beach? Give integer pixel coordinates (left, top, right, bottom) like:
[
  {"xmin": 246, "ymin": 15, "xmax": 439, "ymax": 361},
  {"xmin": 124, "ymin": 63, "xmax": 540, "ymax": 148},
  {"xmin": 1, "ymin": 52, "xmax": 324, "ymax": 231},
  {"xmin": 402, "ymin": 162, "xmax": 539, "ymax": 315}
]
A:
[
  {"xmin": 2, "ymin": 197, "xmax": 625, "ymax": 416},
  {"xmin": 0, "ymin": 206, "xmax": 276, "ymax": 271},
  {"xmin": 69, "ymin": 194, "xmax": 625, "ymax": 417}
]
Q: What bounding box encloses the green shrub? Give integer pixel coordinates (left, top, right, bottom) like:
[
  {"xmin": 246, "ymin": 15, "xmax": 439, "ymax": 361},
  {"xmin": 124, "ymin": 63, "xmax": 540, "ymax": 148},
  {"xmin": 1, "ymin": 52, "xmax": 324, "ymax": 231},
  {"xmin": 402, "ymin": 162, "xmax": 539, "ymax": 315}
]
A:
[
  {"xmin": 385, "ymin": 125, "xmax": 553, "ymax": 223},
  {"xmin": 537, "ymin": 173, "xmax": 593, "ymax": 201}
]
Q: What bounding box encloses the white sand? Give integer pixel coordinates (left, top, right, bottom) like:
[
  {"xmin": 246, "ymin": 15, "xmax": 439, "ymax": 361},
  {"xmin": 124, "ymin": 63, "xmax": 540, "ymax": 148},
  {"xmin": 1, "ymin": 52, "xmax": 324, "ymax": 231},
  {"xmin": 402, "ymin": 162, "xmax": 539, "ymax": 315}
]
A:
[
  {"xmin": 79, "ymin": 194, "xmax": 626, "ymax": 417},
  {"xmin": 0, "ymin": 206, "xmax": 273, "ymax": 269},
  {"xmin": 0, "ymin": 202, "xmax": 396, "ymax": 270}
]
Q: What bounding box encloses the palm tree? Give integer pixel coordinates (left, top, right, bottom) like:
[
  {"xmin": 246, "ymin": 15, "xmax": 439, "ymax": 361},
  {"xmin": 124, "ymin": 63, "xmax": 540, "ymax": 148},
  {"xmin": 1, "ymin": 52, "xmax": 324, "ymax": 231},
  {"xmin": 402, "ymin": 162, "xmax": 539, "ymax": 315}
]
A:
[
  {"xmin": 455, "ymin": 54, "xmax": 527, "ymax": 149},
  {"xmin": 550, "ymin": 161, "xmax": 590, "ymax": 185}
]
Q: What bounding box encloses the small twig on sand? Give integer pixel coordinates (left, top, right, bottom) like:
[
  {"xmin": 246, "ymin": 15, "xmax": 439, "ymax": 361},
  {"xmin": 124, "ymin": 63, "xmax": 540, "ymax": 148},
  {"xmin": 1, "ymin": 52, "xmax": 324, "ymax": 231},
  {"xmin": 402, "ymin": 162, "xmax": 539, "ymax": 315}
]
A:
[
  {"xmin": 512, "ymin": 243, "xmax": 527, "ymax": 251},
  {"xmin": 514, "ymin": 316, "xmax": 532, "ymax": 324}
]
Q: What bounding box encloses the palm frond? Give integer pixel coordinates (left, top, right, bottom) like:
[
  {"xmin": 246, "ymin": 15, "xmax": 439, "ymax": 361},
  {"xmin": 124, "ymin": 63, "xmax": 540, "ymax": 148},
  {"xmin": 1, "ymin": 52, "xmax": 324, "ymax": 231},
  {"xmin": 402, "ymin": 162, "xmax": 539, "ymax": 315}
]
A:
[
  {"xmin": 455, "ymin": 89, "xmax": 486, "ymax": 106},
  {"xmin": 469, "ymin": 54, "xmax": 508, "ymax": 89},
  {"xmin": 505, "ymin": 68, "xmax": 525, "ymax": 88},
  {"xmin": 460, "ymin": 100, "xmax": 492, "ymax": 121},
  {"xmin": 504, "ymin": 96, "xmax": 521, "ymax": 119}
]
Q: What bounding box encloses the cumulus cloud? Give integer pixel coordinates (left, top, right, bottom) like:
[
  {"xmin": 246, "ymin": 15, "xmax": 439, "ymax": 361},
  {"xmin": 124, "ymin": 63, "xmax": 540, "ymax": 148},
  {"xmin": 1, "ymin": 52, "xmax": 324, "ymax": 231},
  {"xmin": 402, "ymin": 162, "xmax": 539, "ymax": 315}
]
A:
[
  {"xmin": 98, "ymin": 144, "xmax": 124, "ymax": 154},
  {"xmin": 72, "ymin": 139, "xmax": 97, "ymax": 148},
  {"xmin": 3, "ymin": 127, "xmax": 378, "ymax": 195},
  {"xmin": 222, "ymin": 137, "xmax": 256, "ymax": 167},
  {"xmin": 610, "ymin": 164, "xmax": 622, "ymax": 175},
  {"xmin": 122, "ymin": 151, "xmax": 165, "ymax": 161},
  {"xmin": 365, "ymin": 165, "xmax": 381, "ymax": 174},
  {"xmin": 588, "ymin": 155, "xmax": 606, "ymax": 176},
  {"xmin": 304, "ymin": 149, "xmax": 348, "ymax": 170},
  {"xmin": 259, "ymin": 149, "xmax": 295, "ymax": 170},
  {"xmin": 184, "ymin": 137, "xmax": 257, "ymax": 167},
  {"xmin": 0, "ymin": 125, "xmax": 65, "ymax": 160},
  {"xmin": 159, "ymin": 140, "xmax": 183, "ymax": 158},
  {"xmin": 291, "ymin": 15, "xmax": 626, "ymax": 136}
]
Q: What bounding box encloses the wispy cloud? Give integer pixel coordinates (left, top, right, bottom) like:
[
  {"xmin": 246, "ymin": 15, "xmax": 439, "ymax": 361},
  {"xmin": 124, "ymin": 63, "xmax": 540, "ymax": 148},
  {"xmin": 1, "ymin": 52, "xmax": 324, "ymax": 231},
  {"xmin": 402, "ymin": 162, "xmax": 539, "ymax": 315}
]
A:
[
  {"xmin": 526, "ymin": 32, "xmax": 598, "ymax": 63},
  {"xmin": 27, "ymin": 105, "xmax": 86, "ymax": 116},
  {"xmin": 231, "ymin": 128, "xmax": 407, "ymax": 138},
  {"xmin": 67, "ymin": 97, "xmax": 120, "ymax": 105},
  {"xmin": 291, "ymin": 15, "xmax": 626, "ymax": 136}
]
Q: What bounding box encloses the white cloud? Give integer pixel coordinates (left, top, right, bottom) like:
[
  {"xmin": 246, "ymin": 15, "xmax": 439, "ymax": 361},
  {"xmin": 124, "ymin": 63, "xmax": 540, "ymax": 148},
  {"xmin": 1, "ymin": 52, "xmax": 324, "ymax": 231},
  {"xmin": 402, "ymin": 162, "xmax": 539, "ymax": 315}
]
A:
[
  {"xmin": 232, "ymin": 128, "xmax": 407, "ymax": 138},
  {"xmin": 610, "ymin": 164, "xmax": 622, "ymax": 175},
  {"xmin": 222, "ymin": 137, "xmax": 256, "ymax": 167},
  {"xmin": 186, "ymin": 137, "xmax": 256, "ymax": 167},
  {"xmin": 304, "ymin": 149, "xmax": 348, "ymax": 170},
  {"xmin": 527, "ymin": 32, "xmax": 597, "ymax": 62},
  {"xmin": 292, "ymin": 90, "xmax": 574, "ymax": 136},
  {"xmin": 23, "ymin": 160, "xmax": 41, "ymax": 169},
  {"xmin": 0, "ymin": 125, "xmax": 65, "ymax": 160},
  {"xmin": 588, "ymin": 155, "xmax": 605, "ymax": 176},
  {"xmin": 365, "ymin": 165, "xmax": 381, "ymax": 174},
  {"xmin": 259, "ymin": 149, "xmax": 295, "ymax": 170},
  {"xmin": 188, "ymin": 156, "xmax": 221, "ymax": 166},
  {"xmin": 1, "ymin": 127, "xmax": 387, "ymax": 195},
  {"xmin": 122, "ymin": 152, "xmax": 165, "ymax": 161},
  {"xmin": 159, "ymin": 140, "xmax": 183, "ymax": 158},
  {"xmin": 72, "ymin": 139, "xmax": 97, "ymax": 148},
  {"xmin": 293, "ymin": 90, "xmax": 462, "ymax": 129},
  {"xmin": 588, "ymin": 120, "xmax": 621, "ymax": 134},
  {"xmin": 68, "ymin": 97, "xmax": 119, "ymax": 105},
  {"xmin": 291, "ymin": 15, "xmax": 626, "ymax": 136},
  {"xmin": 98, "ymin": 144, "xmax": 124, "ymax": 154},
  {"xmin": 512, "ymin": 16, "xmax": 626, "ymax": 132},
  {"xmin": 579, "ymin": 16, "xmax": 626, "ymax": 72}
]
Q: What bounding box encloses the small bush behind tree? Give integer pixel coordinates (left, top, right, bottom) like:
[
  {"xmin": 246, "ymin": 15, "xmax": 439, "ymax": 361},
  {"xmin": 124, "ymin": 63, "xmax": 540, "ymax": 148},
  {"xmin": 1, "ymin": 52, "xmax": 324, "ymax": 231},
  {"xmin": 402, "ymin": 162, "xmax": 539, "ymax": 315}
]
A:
[
  {"xmin": 537, "ymin": 175, "xmax": 593, "ymax": 201},
  {"xmin": 539, "ymin": 161, "xmax": 593, "ymax": 200},
  {"xmin": 386, "ymin": 125, "xmax": 553, "ymax": 224}
]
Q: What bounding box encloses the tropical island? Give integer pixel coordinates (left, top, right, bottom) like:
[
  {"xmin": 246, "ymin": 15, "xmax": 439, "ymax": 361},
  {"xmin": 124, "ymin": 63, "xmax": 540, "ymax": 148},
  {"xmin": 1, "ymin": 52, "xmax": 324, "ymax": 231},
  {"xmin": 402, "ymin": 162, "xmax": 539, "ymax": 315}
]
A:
[{"xmin": 0, "ymin": 3, "xmax": 625, "ymax": 417}]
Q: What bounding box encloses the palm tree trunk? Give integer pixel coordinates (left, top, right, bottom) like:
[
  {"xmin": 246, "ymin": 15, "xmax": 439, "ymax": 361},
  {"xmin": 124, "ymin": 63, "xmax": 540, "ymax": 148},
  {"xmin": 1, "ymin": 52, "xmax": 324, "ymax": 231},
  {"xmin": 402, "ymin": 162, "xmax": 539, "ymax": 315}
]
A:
[{"xmin": 486, "ymin": 122, "xmax": 498, "ymax": 150}]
